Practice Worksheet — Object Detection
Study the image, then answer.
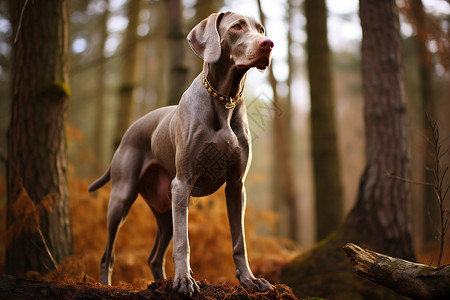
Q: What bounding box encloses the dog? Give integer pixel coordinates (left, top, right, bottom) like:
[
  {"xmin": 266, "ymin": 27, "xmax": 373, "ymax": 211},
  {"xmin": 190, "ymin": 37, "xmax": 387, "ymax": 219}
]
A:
[{"xmin": 88, "ymin": 11, "xmax": 274, "ymax": 296}]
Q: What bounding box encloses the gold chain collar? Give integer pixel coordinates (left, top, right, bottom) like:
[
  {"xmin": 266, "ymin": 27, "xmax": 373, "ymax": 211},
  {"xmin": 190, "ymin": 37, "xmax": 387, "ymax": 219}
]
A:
[{"xmin": 202, "ymin": 73, "xmax": 243, "ymax": 109}]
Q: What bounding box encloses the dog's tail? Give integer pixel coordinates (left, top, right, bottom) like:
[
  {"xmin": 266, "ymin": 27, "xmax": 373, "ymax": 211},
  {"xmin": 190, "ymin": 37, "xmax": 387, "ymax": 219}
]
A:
[{"xmin": 88, "ymin": 168, "xmax": 111, "ymax": 192}]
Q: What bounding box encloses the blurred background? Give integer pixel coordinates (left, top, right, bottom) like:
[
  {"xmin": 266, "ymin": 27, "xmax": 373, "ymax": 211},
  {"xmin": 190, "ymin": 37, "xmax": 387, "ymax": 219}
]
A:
[{"xmin": 0, "ymin": 0, "xmax": 449, "ymax": 288}]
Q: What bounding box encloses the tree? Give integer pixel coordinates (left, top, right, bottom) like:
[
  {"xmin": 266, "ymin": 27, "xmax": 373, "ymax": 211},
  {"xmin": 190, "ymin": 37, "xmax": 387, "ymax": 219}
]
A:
[
  {"xmin": 281, "ymin": 0, "xmax": 414, "ymax": 298},
  {"xmin": 304, "ymin": 0, "xmax": 344, "ymax": 241},
  {"xmin": 409, "ymin": 0, "xmax": 439, "ymax": 253},
  {"xmin": 257, "ymin": 0, "xmax": 298, "ymax": 242},
  {"xmin": 166, "ymin": 0, "xmax": 188, "ymax": 106},
  {"xmin": 93, "ymin": 0, "xmax": 110, "ymax": 173},
  {"xmin": 6, "ymin": 0, "xmax": 73, "ymax": 275},
  {"xmin": 351, "ymin": 0, "xmax": 414, "ymax": 259},
  {"xmin": 114, "ymin": 0, "xmax": 141, "ymax": 148}
]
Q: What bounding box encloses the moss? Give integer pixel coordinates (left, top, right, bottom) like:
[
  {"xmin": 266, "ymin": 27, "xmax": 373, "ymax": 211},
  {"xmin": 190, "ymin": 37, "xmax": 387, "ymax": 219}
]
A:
[
  {"xmin": 417, "ymin": 265, "xmax": 444, "ymax": 286},
  {"xmin": 379, "ymin": 260, "xmax": 400, "ymax": 274},
  {"xmin": 39, "ymin": 81, "xmax": 71, "ymax": 97},
  {"xmin": 418, "ymin": 265, "xmax": 436, "ymax": 275}
]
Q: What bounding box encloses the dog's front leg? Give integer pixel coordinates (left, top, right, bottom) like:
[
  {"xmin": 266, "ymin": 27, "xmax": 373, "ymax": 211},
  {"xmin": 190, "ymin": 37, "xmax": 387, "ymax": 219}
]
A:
[
  {"xmin": 171, "ymin": 177, "xmax": 199, "ymax": 296},
  {"xmin": 225, "ymin": 181, "xmax": 273, "ymax": 291}
]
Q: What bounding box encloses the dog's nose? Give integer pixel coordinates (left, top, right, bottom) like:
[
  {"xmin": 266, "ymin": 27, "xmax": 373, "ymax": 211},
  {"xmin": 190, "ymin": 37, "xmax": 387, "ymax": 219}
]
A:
[{"xmin": 259, "ymin": 38, "xmax": 274, "ymax": 49}]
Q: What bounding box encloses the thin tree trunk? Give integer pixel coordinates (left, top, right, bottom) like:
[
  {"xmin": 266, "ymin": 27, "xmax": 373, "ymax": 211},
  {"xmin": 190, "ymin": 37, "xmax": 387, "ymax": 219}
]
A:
[
  {"xmin": 257, "ymin": 0, "xmax": 298, "ymax": 241},
  {"xmin": 305, "ymin": 0, "xmax": 343, "ymax": 241},
  {"xmin": 154, "ymin": 1, "xmax": 168, "ymax": 109},
  {"xmin": 114, "ymin": 0, "xmax": 140, "ymax": 148},
  {"xmin": 410, "ymin": 0, "xmax": 439, "ymax": 254},
  {"xmin": 166, "ymin": 0, "xmax": 188, "ymax": 106},
  {"xmin": 94, "ymin": 0, "xmax": 109, "ymax": 173},
  {"xmin": 7, "ymin": 0, "xmax": 73, "ymax": 275},
  {"xmin": 286, "ymin": 0, "xmax": 293, "ymax": 133}
]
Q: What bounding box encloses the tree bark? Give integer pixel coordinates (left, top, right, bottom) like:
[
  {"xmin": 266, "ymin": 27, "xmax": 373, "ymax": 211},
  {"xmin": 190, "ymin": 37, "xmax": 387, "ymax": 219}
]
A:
[
  {"xmin": 344, "ymin": 243, "xmax": 450, "ymax": 300},
  {"xmin": 410, "ymin": 0, "xmax": 439, "ymax": 254},
  {"xmin": 166, "ymin": 0, "xmax": 188, "ymax": 106},
  {"xmin": 114, "ymin": 0, "xmax": 140, "ymax": 149},
  {"xmin": 344, "ymin": 0, "xmax": 414, "ymax": 260},
  {"xmin": 93, "ymin": 0, "xmax": 109, "ymax": 173},
  {"xmin": 304, "ymin": 0, "xmax": 344, "ymax": 241},
  {"xmin": 7, "ymin": 0, "xmax": 73, "ymax": 275}
]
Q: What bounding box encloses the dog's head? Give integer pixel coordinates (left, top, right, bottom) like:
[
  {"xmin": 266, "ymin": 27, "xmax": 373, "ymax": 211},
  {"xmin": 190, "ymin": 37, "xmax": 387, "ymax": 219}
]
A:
[{"xmin": 187, "ymin": 11, "xmax": 273, "ymax": 71}]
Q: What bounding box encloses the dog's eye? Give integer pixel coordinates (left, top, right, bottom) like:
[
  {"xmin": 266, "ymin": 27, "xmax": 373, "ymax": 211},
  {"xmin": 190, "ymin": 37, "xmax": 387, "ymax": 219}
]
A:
[
  {"xmin": 259, "ymin": 27, "xmax": 265, "ymax": 34},
  {"xmin": 232, "ymin": 24, "xmax": 242, "ymax": 30}
]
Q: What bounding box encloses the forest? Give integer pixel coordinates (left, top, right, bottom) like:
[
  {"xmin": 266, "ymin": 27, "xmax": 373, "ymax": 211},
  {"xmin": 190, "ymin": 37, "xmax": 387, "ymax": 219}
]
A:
[{"xmin": 0, "ymin": 0, "xmax": 449, "ymax": 299}]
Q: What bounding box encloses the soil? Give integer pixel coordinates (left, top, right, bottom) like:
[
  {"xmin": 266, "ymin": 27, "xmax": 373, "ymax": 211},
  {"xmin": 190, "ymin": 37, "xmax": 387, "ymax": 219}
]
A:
[{"xmin": 0, "ymin": 275, "xmax": 298, "ymax": 300}]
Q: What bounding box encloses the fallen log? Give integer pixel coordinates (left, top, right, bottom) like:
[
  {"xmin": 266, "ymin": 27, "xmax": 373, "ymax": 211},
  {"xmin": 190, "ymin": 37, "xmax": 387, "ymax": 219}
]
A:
[{"xmin": 343, "ymin": 243, "xmax": 450, "ymax": 300}]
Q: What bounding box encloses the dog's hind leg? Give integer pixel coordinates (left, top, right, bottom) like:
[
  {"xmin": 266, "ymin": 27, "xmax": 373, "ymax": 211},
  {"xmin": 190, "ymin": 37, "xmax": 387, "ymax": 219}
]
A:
[
  {"xmin": 138, "ymin": 163, "xmax": 174, "ymax": 281},
  {"xmin": 99, "ymin": 149, "xmax": 145, "ymax": 285},
  {"xmin": 100, "ymin": 183, "xmax": 138, "ymax": 285},
  {"xmin": 147, "ymin": 208, "xmax": 173, "ymax": 281}
]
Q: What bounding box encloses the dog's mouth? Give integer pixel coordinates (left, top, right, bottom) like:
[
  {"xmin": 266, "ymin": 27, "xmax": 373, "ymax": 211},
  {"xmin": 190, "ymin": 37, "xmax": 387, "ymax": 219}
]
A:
[{"xmin": 236, "ymin": 52, "xmax": 272, "ymax": 70}]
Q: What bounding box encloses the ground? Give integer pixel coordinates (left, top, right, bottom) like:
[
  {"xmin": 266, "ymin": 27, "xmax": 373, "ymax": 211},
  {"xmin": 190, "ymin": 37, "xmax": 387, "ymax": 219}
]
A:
[{"xmin": 0, "ymin": 275, "xmax": 300, "ymax": 300}]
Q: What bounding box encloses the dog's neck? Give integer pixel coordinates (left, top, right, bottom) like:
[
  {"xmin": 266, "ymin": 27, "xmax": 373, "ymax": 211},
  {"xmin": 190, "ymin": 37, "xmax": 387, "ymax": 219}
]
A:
[{"xmin": 203, "ymin": 62, "xmax": 248, "ymax": 102}]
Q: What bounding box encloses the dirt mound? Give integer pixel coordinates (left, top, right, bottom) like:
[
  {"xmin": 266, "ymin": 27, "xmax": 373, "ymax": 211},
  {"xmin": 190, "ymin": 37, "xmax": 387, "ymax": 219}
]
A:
[{"xmin": 0, "ymin": 275, "xmax": 297, "ymax": 299}]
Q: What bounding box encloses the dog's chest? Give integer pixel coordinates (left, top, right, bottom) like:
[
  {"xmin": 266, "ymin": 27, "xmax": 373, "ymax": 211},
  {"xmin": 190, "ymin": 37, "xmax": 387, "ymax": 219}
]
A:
[{"xmin": 191, "ymin": 128, "xmax": 248, "ymax": 196}]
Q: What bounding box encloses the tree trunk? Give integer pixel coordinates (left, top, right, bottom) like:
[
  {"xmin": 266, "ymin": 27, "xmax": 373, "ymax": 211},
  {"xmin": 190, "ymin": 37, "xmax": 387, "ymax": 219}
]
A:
[
  {"xmin": 114, "ymin": 0, "xmax": 140, "ymax": 149},
  {"xmin": 410, "ymin": 0, "xmax": 439, "ymax": 254},
  {"xmin": 286, "ymin": 0, "xmax": 293, "ymax": 134},
  {"xmin": 281, "ymin": 1, "xmax": 414, "ymax": 298},
  {"xmin": 344, "ymin": 0, "xmax": 414, "ymax": 260},
  {"xmin": 304, "ymin": 0, "xmax": 344, "ymax": 241},
  {"xmin": 93, "ymin": 0, "xmax": 109, "ymax": 173},
  {"xmin": 6, "ymin": 0, "xmax": 73, "ymax": 276},
  {"xmin": 256, "ymin": 0, "xmax": 298, "ymax": 242},
  {"xmin": 166, "ymin": 0, "xmax": 188, "ymax": 106},
  {"xmin": 344, "ymin": 243, "xmax": 450, "ymax": 300}
]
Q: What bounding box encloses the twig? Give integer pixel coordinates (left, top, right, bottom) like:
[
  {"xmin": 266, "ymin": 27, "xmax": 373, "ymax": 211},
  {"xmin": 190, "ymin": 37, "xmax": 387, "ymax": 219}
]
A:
[
  {"xmin": 36, "ymin": 227, "xmax": 63, "ymax": 280},
  {"xmin": 426, "ymin": 114, "xmax": 449, "ymax": 266},
  {"xmin": 14, "ymin": 0, "xmax": 30, "ymax": 44},
  {"xmin": 385, "ymin": 171, "xmax": 433, "ymax": 186},
  {"xmin": 7, "ymin": 181, "xmax": 63, "ymax": 278},
  {"xmin": 386, "ymin": 114, "xmax": 449, "ymax": 266}
]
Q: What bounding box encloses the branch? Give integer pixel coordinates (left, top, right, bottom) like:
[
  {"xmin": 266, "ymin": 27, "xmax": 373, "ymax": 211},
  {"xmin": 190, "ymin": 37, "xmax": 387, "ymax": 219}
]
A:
[{"xmin": 343, "ymin": 243, "xmax": 450, "ymax": 300}]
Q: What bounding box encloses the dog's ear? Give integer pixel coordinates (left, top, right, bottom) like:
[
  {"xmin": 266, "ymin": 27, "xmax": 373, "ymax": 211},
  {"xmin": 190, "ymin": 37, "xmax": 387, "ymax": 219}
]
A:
[{"xmin": 187, "ymin": 12, "xmax": 224, "ymax": 63}]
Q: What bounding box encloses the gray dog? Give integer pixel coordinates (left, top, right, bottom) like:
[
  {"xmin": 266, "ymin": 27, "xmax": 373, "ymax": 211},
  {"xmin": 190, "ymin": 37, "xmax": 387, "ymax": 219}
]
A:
[{"xmin": 89, "ymin": 11, "xmax": 274, "ymax": 296}]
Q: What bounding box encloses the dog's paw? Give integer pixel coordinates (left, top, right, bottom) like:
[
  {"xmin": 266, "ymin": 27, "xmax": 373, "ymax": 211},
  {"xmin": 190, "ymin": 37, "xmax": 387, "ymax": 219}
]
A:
[
  {"xmin": 172, "ymin": 275, "xmax": 200, "ymax": 297},
  {"xmin": 240, "ymin": 276, "xmax": 273, "ymax": 292}
]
